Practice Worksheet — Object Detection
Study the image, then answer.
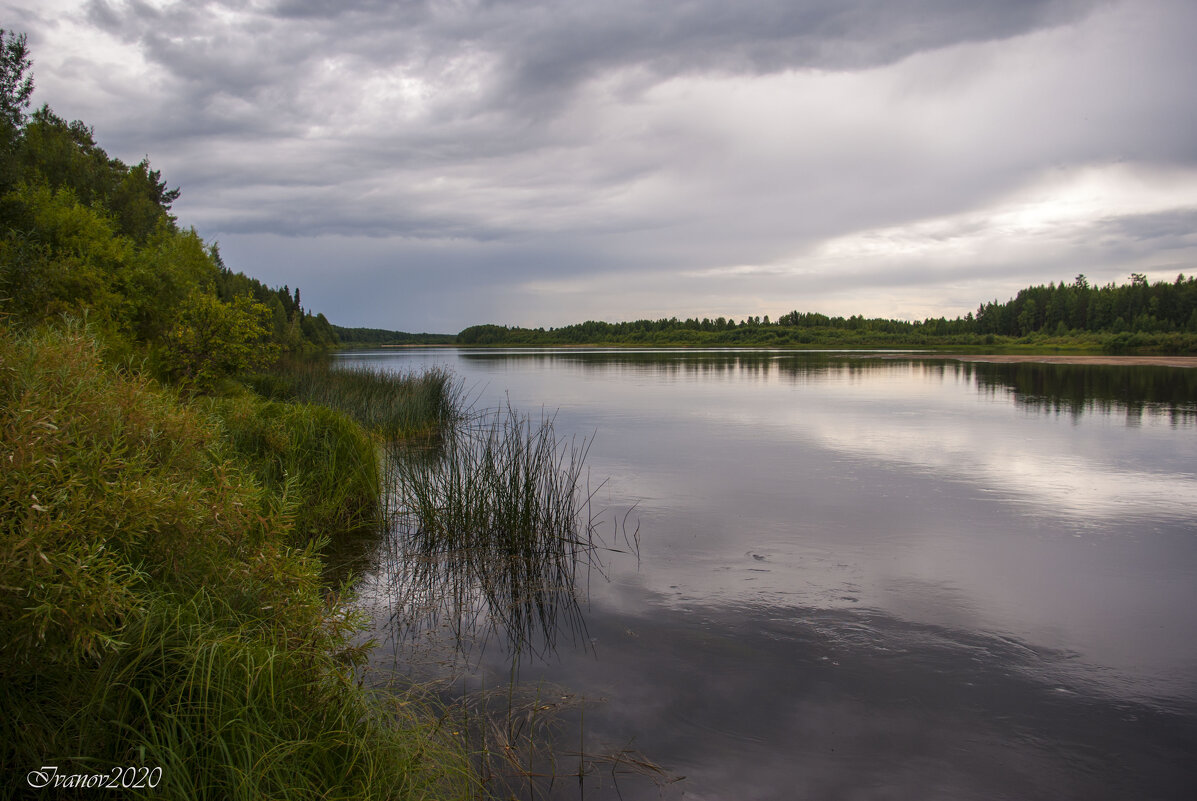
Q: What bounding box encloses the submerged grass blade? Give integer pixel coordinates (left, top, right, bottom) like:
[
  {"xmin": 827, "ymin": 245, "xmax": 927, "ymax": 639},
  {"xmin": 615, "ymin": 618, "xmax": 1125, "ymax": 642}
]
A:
[{"xmin": 378, "ymin": 403, "xmax": 601, "ymax": 660}]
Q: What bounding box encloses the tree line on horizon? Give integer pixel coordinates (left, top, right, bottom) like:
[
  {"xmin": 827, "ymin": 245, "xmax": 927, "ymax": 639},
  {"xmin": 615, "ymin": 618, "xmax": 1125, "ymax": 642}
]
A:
[
  {"xmin": 332, "ymin": 324, "xmax": 455, "ymax": 346},
  {"xmin": 456, "ymin": 273, "xmax": 1197, "ymax": 351}
]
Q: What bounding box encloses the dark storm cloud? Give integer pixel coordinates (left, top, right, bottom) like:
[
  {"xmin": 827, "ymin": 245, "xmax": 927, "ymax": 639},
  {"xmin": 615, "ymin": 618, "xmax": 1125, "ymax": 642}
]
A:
[
  {"xmin": 476, "ymin": 0, "xmax": 1095, "ymax": 104},
  {"xmin": 17, "ymin": 0, "xmax": 1197, "ymax": 329},
  {"xmin": 86, "ymin": 0, "xmax": 1101, "ymax": 118},
  {"xmin": 77, "ymin": 0, "xmax": 1104, "ymax": 142},
  {"xmin": 69, "ymin": 0, "xmax": 1118, "ymax": 244},
  {"xmin": 267, "ymin": 0, "xmax": 1094, "ymax": 75}
]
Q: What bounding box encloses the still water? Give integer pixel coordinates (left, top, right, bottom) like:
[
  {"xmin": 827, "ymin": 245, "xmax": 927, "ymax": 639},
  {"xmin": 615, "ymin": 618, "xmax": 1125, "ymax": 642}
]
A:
[{"xmin": 338, "ymin": 349, "xmax": 1197, "ymax": 801}]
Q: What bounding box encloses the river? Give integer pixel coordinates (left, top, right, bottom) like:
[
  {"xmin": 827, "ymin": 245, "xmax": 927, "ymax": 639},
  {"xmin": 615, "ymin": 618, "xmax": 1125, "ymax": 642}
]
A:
[{"xmin": 336, "ymin": 348, "xmax": 1197, "ymax": 801}]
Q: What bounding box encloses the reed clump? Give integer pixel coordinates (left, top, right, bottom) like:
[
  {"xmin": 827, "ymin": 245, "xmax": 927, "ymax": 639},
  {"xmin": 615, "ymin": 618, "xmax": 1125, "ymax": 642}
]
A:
[
  {"xmin": 381, "ymin": 406, "xmax": 598, "ymax": 657},
  {"xmin": 0, "ymin": 323, "xmax": 474, "ymax": 799},
  {"xmin": 252, "ymin": 357, "xmax": 458, "ymax": 440}
]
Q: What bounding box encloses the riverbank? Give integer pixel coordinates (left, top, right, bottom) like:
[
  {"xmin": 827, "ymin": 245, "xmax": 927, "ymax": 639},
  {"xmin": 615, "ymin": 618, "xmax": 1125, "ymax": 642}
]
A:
[
  {"xmin": 455, "ymin": 320, "xmax": 1197, "ymax": 354},
  {"xmin": 1, "ymin": 324, "xmax": 474, "ymax": 799},
  {"xmin": 338, "ymin": 342, "xmax": 1197, "ymax": 366},
  {"xmin": 340, "ymin": 338, "xmax": 1197, "ymax": 356}
]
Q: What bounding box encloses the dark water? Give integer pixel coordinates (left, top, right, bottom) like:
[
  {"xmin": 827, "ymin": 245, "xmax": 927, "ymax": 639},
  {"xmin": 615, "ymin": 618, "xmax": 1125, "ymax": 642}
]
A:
[{"xmin": 338, "ymin": 349, "xmax": 1197, "ymax": 801}]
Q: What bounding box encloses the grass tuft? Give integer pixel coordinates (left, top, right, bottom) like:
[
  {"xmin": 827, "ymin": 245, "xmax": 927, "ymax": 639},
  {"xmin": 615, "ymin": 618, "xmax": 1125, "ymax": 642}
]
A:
[
  {"xmin": 380, "ymin": 404, "xmax": 599, "ymax": 658},
  {"xmin": 251, "ymin": 357, "xmax": 459, "ymax": 440}
]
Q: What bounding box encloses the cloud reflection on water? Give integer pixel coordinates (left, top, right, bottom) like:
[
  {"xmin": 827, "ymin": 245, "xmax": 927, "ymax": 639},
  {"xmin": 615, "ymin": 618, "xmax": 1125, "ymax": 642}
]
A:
[{"xmin": 345, "ymin": 349, "xmax": 1197, "ymax": 800}]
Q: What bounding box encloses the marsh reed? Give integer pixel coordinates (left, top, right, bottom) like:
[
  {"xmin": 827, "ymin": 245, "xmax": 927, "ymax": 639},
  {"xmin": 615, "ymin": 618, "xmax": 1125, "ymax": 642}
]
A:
[
  {"xmin": 253, "ymin": 357, "xmax": 459, "ymax": 440},
  {"xmin": 375, "ymin": 403, "xmax": 600, "ymax": 660}
]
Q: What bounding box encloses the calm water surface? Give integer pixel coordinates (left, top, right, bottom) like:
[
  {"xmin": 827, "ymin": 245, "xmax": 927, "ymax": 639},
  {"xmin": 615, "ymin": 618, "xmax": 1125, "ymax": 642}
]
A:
[{"xmin": 337, "ymin": 349, "xmax": 1197, "ymax": 801}]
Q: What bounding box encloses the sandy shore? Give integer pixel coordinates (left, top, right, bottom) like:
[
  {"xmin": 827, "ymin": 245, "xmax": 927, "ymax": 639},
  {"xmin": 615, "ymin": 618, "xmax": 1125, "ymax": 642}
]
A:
[{"xmin": 871, "ymin": 353, "xmax": 1197, "ymax": 368}]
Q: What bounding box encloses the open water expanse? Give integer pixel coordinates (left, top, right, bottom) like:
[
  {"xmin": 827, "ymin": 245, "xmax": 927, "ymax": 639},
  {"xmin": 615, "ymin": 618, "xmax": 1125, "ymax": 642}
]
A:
[{"xmin": 336, "ymin": 348, "xmax": 1197, "ymax": 801}]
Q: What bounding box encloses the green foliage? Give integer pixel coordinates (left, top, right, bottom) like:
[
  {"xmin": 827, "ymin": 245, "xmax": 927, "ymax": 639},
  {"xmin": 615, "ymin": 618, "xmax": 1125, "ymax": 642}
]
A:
[
  {"xmin": 0, "ymin": 28, "xmax": 33, "ymax": 190},
  {"xmin": 119, "ymin": 226, "xmax": 217, "ymax": 341},
  {"xmin": 458, "ymin": 274, "xmax": 1197, "ymax": 354},
  {"xmin": 457, "ymin": 323, "xmax": 512, "ymax": 345},
  {"xmin": 161, "ymin": 290, "xmax": 280, "ymax": 393},
  {"xmin": 973, "ymin": 274, "xmax": 1197, "ymax": 342},
  {"xmin": 211, "ymin": 395, "xmax": 380, "ymax": 545},
  {"xmin": 213, "ymin": 259, "xmax": 339, "ymax": 354},
  {"xmin": 333, "ymin": 325, "xmax": 455, "ymax": 346},
  {"xmin": 77, "ymin": 592, "xmax": 472, "ymax": 801},
  {"xmin": 0, "ymin": 324, "xmax": 301, "ymax": 666},
  {"xmin": 0, "ymin": 183, "xmax": 118, "ymax": 315},
  {"xmin": 0, "ymin": 29, "xmax": 33, "ymax": 130},
  {"xmin": 12, "ymin": 106, "xmax": 178, "ymax": 241},
  {"xmin": 0, "ymin": 43, "xmax": 337, "ymax": 365},
  {"xmin": 0, "ymin": 323, "xmax": 474, "ymax": 799}
]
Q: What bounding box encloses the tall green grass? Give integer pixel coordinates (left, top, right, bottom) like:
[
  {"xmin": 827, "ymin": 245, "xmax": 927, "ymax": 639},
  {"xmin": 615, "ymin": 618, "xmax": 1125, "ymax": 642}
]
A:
[
  {"xmin": 209, "ymin": 395, "xmax": 380, "ymax": 546},
  {"xmin": 0, "ymin": 322, "xmax": 475, "ymax": 799},
  {"xmin": 80, "ymin": 592, "xmax": 471, "ymax": 801},
  {"xmin": 252, "ymin": 358, "xmax": 458, "ymax": 440},
  {"xmin": 379, "ymin": 406, "xmax": 599, "ymax": 658}
]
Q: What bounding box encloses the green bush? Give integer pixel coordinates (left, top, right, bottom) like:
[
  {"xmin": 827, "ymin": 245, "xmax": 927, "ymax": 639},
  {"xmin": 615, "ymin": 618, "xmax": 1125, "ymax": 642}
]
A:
[
  {"xmin": 0, "ymin": 323, "xmax": 473, "ymax": 799},
  {"xmin": 160, "ymin": 290, "xmax": 279, "ymax": 393},
  {"xmin": 0, "ymin": 322, "xmax": 294, "ymax": 665},
  {"xmin": 210, "ymin": 395, "xmax": 380, "ymax": 545},
  {"xmin": 77, "ymin": 592, "xmax": 471, "ymax": 801}
]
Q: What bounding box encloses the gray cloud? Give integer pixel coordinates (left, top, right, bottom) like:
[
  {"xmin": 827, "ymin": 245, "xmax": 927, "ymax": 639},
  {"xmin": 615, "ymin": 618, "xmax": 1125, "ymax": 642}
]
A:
[
  {"xmin": 82, "ymin": 0, "xmax": 1104, "ymax": 126},
  {"xmin": 10, "ymin": 0, "xmax": 1197, "ymax": 330}
]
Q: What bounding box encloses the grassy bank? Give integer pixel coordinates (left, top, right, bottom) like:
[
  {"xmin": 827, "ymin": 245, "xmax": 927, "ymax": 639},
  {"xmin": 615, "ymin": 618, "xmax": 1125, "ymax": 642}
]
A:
[
  {"xmin": 0, "ymin": 322, "xmax": 473, "ymax": 799},
  {"xmin": 250, "ymin": 358, "xmax": 458, "ymax": 440}
]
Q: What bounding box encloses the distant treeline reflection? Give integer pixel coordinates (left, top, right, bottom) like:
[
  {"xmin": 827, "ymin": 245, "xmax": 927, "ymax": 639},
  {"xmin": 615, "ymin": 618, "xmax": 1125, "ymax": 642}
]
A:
[
  {"xmin": 461, "ymin": 351, "xmax": 1197, "ymax": 422},
  {"xmin": 965, "ymin": 361, "xmax": 1197, "ymax": 423}
]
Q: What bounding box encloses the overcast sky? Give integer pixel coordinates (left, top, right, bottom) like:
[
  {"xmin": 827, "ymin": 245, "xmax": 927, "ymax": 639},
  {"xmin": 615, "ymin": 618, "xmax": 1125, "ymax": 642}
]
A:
[{"xmin": 5, "ymin": 0, "xmax": 1197, "ymax": 332}]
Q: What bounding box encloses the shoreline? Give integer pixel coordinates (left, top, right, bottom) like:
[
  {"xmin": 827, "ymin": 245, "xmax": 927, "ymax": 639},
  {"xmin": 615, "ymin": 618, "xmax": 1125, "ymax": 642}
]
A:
[{"xmin": 338, "ymin": 344, "xmax": 1197, "ymax": 367}]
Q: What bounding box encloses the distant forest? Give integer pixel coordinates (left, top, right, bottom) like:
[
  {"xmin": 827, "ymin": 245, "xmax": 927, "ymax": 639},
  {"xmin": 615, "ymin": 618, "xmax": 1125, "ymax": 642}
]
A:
[
  {"xmin": 332, "ymin": 325, "xmax": 454, "ymax": 346},
  {"xmin": 458, "ymin": 274, "xmax": 1197, "ymax": 353}
]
